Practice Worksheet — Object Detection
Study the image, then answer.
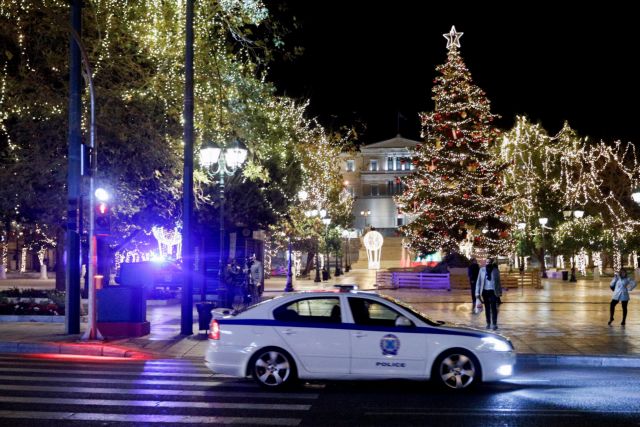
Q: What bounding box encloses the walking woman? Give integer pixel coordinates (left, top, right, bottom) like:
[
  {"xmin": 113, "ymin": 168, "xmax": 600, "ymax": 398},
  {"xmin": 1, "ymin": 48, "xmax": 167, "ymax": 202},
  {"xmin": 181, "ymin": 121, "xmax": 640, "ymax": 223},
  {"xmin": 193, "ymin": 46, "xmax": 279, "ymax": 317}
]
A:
[
  {"xmin": 475, "ymin": 258, "xmax": 502, "ymax": 330},
  {"xmin": 608, "ymin": 268, "xmax": 637, "ymax": 326}
]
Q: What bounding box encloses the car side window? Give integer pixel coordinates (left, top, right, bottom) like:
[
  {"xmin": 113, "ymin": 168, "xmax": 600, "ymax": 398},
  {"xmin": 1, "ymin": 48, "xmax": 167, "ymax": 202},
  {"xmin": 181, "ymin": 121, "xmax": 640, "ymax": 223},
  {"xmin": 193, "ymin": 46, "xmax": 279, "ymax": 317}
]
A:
[
  {"xmin": 348, "ymin": 297, "xmax": 411, "ymax": 327},
  {"xmin": 273, "ymin": 297, "xmax": 341, "ymax": 323}
]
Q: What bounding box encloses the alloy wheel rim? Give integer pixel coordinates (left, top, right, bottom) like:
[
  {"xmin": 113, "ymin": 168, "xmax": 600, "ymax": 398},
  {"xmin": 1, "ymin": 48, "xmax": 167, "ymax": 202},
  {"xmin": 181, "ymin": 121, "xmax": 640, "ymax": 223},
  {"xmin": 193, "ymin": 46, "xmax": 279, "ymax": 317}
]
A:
[
  {"xmin": 255, "ymin": 351, "xmax": 290, "ymax": 386},
  {"xmin": 439, "ymin": 354, "xmax": 475, "ymax": 389}
]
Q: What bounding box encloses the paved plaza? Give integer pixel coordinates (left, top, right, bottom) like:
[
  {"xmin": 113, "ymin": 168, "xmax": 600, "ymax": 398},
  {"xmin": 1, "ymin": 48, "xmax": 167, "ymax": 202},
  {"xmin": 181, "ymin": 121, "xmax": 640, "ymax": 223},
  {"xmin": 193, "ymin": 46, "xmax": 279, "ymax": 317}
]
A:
[{"xmin": 0, "ymin": 269, "xmax": 638, "ymax": 360}]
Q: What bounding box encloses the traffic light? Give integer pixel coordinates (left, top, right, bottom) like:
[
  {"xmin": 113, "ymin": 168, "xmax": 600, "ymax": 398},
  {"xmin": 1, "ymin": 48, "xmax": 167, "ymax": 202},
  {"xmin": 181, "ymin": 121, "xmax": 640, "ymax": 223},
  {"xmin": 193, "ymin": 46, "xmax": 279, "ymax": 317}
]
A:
[{"xmin": 95, "ymin": 201, "xmax": 111, "ymax": 236}]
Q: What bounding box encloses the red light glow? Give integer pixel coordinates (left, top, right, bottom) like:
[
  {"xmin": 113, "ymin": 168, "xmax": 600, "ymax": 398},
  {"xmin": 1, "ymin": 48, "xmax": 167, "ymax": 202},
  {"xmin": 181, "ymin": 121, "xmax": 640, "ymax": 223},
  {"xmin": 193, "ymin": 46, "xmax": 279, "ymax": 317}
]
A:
[
  {"xmin": 208, "ymin": 319, "xmax": 220, "ymax": 340},
  {"xmin": 21, "ymin": 352, "xmax": 151, "ymax": 362}
]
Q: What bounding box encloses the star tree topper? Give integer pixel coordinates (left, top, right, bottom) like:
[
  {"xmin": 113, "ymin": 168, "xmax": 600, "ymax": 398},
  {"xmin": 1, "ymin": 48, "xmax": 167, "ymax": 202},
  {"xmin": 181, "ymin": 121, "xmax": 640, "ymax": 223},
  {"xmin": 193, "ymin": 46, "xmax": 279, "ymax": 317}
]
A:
[{"xmin": 443, "ymin": 25, "xmax": 463, "ymax": 50}]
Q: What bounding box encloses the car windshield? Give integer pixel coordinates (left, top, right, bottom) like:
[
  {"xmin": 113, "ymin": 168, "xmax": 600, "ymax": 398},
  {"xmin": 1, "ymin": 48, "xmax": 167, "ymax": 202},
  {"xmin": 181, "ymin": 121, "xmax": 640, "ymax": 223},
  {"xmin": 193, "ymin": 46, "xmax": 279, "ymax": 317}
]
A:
[{"xmin": 379, "ymin": 294, "xmax": 441, "ymax": 326}]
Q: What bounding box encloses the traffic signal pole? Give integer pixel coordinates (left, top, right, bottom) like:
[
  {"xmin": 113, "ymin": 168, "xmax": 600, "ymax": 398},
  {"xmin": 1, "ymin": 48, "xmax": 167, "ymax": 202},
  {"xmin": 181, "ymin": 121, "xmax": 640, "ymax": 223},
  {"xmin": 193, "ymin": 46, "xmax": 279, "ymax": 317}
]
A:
[{"xmin": 70, "ymin": 28, "xmax": 102, "ymax": 341}]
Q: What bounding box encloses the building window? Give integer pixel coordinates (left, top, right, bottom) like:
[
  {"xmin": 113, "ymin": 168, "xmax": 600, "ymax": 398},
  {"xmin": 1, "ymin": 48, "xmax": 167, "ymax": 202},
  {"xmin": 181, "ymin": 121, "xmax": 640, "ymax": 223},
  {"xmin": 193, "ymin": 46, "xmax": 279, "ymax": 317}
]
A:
[
  {"xmin": 369, "ymin": 159, "xmax": 378, "ymax": 171},
  {"xmin": 397, "ymin": 216, "xmax": 404, "ymax": 226},
  {"xmin": 387, "ymin": 157, "xmax": 394, "ymax": 171},
  {"xmin": 370, "ymin": 184, "xmax": 379, "ymax": 196},
  {"xmin": 346, "ymin": 159, "xmax": 355, "ymax": 172}
]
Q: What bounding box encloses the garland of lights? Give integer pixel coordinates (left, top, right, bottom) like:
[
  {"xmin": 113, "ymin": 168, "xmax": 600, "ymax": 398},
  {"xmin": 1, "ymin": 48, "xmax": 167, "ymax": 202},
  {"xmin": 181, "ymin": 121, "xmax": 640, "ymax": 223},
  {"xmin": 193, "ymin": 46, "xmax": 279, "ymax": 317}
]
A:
[
  {"xmin": 578, "ymin": 248, "xmax": 587, "ymax": 276},
  {"xmin": 593, "ymin": 252, "xmax": 603, "ymax": 275},
  {"xmin": 114, "ymin": 249, "xmax": 153, "ymax": 273},
  {"xmin": 20, "ymin": 248, "xmax": 27, "ymax": 273},
  {"xmin": 152, "ymin": 226, "xmax": 182, "ymax": 260}
]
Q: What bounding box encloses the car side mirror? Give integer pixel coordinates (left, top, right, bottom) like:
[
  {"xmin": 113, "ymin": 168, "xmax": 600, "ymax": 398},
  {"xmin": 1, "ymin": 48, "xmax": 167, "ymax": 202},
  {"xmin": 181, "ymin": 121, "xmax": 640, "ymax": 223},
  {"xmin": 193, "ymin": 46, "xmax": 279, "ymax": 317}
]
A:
[{"xmin": 395, "ymin": 316, "xmax": 413, "ymax": 327}]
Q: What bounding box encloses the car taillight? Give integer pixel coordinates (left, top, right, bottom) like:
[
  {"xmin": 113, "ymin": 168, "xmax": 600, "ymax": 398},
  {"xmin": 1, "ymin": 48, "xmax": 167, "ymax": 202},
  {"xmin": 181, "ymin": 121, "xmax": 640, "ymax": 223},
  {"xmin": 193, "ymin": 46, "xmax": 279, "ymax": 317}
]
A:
[{"xmin": 208, "ymin": 319, "xmax": 220, "ymax": 340}]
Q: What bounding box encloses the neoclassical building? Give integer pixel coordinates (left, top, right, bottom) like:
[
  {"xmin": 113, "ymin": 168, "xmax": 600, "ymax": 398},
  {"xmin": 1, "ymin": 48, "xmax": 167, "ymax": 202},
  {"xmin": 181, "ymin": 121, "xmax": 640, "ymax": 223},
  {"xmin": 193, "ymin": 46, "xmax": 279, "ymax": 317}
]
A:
[{"xmin": 341, "ymin": 135, "xmax": 420, "ymax": 235}]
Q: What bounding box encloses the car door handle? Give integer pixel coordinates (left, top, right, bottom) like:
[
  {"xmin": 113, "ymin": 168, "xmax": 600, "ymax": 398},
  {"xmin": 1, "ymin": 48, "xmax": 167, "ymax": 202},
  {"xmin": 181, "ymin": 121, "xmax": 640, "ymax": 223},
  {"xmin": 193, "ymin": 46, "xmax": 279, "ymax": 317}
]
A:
[
  {"xmin": 354, "ymin": 332, "xmax": 367, "ymax": 338},
  {"xmin": 282, "ymin": 328, "xmax": 296, "ymax": 335}
]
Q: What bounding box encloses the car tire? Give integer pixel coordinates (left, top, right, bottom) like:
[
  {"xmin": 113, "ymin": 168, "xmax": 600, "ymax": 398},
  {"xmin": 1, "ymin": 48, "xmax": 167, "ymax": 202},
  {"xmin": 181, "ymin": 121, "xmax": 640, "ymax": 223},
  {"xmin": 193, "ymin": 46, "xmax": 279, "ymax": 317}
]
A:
[
  {"xmin": 249, "ymin": 347, "xmax": 298, "ymax": 389},
  {"xmin": 431, "ymin": 348, "xmax": 481, "ymax": 390}
]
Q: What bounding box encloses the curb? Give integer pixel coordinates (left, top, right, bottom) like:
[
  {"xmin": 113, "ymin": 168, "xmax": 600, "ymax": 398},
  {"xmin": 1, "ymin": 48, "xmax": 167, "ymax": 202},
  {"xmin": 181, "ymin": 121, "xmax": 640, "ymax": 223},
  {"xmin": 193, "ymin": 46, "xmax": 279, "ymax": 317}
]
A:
[
  {"xmin": 517, "ymin": 353, "xmax": 640, "ymax": 368},
  {"xmin": 0, "ymin": 341, "xmax": 148, "ymax": 359}
]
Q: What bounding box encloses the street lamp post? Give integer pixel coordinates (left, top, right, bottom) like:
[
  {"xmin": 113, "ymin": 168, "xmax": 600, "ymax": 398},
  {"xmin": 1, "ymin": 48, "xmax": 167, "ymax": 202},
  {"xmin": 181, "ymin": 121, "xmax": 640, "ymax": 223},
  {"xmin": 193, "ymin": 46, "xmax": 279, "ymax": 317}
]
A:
[
  {"xmin": 344, "ymin": 230, "xmax": 351, "ymax": 272},
  {"xmin": 200, "ymin": 140, "xmax": 248, "ymax": 306},
  {"xmin": 322, "ymin": 217, "xmax": 332, "ymax": 280},
  {"xmin": 538, "ymin": 217, "xmax": 548, "ymax": 279},
  {"xmin": 360, "ymin": 210, "xmax": 371, "ymax": 229},
  {"xmin": 285, "ymin": 190, "xmax": 308, "ymax": 292},
  {"xmin": 567, "ymin": 208, "xmax": 584, "ymax": 282},
  {"xmin": 305, "ymin": 208, "xmax": 327, "ymax": 283},
  {"xmin": 180, "ymin": 0, "xmax": 195, "ymax": 335},
  {"xmin": 284, "ymin": 236, "xmax": 294, "ymax": 292},
  {"xmin": 516, "ymin": 221, "xmax": 526, "ymax": 271}
]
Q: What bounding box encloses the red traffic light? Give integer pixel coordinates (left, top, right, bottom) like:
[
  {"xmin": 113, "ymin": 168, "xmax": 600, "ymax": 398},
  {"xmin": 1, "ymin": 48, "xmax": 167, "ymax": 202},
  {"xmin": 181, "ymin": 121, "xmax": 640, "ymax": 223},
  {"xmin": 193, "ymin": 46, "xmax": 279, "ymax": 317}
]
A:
[
  {"xmin": 95, "ymin": 202, "xmax": 111, "ymax": 236},
  {"xmin": 97, "ymin": 202, "xmax": 108, "ymax": 215}
]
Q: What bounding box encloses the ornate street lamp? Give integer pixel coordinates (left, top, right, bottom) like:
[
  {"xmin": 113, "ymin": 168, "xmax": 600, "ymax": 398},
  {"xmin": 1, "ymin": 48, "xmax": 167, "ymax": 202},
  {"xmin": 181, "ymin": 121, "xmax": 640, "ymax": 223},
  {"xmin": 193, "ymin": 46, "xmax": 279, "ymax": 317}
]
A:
[{"xmin": 199, "ymin": 139, "xmax": 247, "ymax": 304}]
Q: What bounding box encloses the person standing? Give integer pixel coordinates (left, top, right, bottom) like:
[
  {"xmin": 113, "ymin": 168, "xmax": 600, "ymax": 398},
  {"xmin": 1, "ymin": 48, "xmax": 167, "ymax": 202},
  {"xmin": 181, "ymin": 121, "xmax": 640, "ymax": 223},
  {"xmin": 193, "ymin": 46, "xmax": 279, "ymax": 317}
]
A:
[
  {"xmin": 468, "ymin": 258, "xmax": 480, "ymax": 313},
  {"xmin": 608, "ymin": 268, "xmax": 636, "ymax": 326},
  {"xmin": 249, "ymin": 255, "xmax": 264, "ymax": 296},
  {"xmin": 475, "ymin": 258, "xmax": 502, "ymax": 330}
]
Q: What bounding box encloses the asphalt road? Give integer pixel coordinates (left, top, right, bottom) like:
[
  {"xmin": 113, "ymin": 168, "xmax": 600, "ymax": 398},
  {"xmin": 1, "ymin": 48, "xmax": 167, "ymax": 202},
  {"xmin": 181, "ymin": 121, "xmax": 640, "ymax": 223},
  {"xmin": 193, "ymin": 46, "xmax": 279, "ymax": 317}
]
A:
[{"xmin": 0, "ymin": 355, "xmax": 638, "ymax": 426}]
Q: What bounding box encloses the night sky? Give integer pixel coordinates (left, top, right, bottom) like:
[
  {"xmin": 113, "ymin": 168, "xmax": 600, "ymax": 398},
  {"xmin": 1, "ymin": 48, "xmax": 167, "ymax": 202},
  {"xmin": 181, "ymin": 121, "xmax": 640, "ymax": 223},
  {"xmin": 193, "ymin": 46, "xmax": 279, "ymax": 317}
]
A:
[{"xmin": 266, "ymin": 1, "xmax": 639, "ymax": 145}]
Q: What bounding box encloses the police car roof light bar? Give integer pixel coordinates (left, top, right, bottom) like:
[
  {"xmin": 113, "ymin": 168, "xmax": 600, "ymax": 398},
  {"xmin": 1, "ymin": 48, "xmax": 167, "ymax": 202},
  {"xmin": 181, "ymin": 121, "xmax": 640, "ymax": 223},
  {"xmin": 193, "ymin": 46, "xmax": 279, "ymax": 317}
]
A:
[{"xmin": 334, "ymin": 284, "xmax": 358, "ymax": 292}]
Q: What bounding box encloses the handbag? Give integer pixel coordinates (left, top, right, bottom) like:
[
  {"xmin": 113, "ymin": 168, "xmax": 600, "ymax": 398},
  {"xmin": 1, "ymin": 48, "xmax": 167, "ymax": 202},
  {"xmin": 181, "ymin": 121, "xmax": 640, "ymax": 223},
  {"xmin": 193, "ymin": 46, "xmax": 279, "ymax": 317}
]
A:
[{"xmin": 475, "ymin": 300, "xmax": 483, "ymax": 313}]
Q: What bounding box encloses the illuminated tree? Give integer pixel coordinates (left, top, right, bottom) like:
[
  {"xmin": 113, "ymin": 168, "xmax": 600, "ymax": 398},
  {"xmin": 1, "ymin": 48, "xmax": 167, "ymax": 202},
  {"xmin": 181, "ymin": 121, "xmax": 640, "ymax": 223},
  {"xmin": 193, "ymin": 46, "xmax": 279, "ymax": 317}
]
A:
[
  {"xmin": 0, "ymin": 1, "xmax": 309, "ymax": 262},
  {"xmin": 397, "ymin": 26, "xmax": 512, "ymax": 257}
]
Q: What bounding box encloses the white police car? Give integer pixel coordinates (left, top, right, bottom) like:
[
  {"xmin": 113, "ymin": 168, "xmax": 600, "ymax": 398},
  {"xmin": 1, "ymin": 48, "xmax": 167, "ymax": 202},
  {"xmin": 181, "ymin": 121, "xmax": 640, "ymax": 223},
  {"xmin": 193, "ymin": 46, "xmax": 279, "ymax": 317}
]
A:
[{"xmin": 205, "ymin": 286, "xmax": 515, "ymax": 390}]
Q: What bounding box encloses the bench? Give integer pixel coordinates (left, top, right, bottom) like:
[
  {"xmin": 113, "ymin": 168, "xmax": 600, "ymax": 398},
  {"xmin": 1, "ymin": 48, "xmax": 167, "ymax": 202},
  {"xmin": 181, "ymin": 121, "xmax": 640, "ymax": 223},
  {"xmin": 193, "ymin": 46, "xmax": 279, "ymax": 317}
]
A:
[{"xmin": 376, "ymin": 271, "xmax": 451, "ymax": 291}]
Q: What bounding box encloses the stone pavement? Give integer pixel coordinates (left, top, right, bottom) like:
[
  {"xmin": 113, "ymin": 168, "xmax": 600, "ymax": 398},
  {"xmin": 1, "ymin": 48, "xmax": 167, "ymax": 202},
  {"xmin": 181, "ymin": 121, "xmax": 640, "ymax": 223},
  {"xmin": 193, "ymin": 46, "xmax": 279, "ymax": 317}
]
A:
[{"xmin": 1, "ymin": 269, "xmax": 639, "ymax": 367}]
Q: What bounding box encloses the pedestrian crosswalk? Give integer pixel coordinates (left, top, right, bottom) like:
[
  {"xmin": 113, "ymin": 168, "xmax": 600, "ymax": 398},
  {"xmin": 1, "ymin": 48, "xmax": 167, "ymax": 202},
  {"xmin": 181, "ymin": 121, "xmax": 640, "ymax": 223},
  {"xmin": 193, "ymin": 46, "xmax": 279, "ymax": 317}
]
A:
[{"xmin": 0, "ymin": 356, "xmax": 318, "ymax": 426}]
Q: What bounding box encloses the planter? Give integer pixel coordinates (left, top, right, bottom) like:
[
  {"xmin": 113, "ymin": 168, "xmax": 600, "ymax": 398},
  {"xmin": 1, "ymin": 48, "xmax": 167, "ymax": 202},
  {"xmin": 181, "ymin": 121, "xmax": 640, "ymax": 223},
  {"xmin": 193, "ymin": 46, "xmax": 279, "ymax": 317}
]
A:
[
  {"xmin": 2, "ymin": 297, "xmax": 52, "ymax": 304},
  {"xmin": 0, "ymin": 314, "xmax": 65, "ymax": 323},
  {"xmin": 146, "ymin": 298, "xmax": 180, "ymax": 306}
]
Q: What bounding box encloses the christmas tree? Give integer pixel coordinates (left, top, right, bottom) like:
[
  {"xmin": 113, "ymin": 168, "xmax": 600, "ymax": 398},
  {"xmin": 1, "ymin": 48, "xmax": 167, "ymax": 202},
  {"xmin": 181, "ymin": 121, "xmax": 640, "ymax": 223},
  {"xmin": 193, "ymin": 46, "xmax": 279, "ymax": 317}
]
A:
[{"xmin": 396, "ymin": 26, "xmax": 512, "ymax": 257}]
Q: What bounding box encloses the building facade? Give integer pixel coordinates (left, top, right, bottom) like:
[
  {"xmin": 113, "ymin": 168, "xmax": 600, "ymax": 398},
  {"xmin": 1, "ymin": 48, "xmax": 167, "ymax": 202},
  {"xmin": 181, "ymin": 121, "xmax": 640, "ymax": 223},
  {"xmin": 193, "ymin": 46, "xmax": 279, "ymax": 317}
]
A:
[{"xmin": 341, "ymin": 135, "xmax": 420, "ymax": 235}]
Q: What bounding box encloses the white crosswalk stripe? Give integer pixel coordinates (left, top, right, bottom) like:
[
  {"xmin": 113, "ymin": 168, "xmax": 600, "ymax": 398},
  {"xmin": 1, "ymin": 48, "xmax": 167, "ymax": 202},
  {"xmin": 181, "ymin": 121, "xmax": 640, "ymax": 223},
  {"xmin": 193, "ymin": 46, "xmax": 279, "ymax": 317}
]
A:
[
  {"xmin": 0, "ymin": 396, "xmax": 311, "ymax": 411},
  {"xmin": 0, "ymin": 384, "xmax": 318, "ymax": 399},
  {"xmin": 0, "ymin": 367, "xmax": 217, "ymax": 378},
  {"xmin": 0, "ymin": 374, "xmax": 253, "ymax": 387},
  {"xmin": 0, "ymin": 411, "xmax": 301, "ymax": 425},
  {"xmin": 0, "ymin": 357, "xmax": 315, "ymax": 426}
]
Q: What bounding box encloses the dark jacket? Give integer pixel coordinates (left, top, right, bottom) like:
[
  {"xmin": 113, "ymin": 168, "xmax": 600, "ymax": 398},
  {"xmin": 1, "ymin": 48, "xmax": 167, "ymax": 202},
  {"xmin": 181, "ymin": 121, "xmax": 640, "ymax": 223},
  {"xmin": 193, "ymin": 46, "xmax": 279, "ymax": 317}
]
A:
[{"xmin": 468, "ymin": 263, "xmax": 480, "ymax": 284}]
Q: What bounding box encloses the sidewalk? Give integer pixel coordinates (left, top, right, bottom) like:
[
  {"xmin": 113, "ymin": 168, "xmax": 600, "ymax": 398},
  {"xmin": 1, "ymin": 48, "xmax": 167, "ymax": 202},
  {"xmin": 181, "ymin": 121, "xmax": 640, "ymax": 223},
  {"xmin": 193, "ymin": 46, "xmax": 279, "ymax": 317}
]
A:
[{"xmin": 1, "ymin": 269, "xmax": 639, "ymax": 367}]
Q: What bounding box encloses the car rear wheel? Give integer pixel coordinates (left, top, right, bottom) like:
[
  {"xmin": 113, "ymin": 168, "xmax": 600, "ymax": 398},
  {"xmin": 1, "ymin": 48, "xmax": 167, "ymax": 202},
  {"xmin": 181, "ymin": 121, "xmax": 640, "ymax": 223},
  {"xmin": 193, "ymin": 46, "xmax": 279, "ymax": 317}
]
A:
[
  {"xmin": 432, "ymin": 349, "xmax": 480, "ymax": 390},
  {"xmin": 250, "ymin": 347, "xmax": 297, "ymax": 389}
]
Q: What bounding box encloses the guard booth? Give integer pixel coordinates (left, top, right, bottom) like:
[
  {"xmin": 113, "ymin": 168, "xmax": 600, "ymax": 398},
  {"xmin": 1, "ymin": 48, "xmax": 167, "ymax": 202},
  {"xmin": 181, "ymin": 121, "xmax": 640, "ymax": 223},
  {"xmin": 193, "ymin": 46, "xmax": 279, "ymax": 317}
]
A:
[{"xmin": 96, "ymin": 261, "xmax": 175, "ymax": 337}]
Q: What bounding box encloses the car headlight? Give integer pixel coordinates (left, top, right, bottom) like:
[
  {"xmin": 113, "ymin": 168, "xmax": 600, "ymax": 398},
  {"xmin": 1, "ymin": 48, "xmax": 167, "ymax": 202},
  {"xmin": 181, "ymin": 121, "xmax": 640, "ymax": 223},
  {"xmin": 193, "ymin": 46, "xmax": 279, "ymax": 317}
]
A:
[{"xmin": 481, "ymin": 336, "xmax": 512, "ymax": 352}]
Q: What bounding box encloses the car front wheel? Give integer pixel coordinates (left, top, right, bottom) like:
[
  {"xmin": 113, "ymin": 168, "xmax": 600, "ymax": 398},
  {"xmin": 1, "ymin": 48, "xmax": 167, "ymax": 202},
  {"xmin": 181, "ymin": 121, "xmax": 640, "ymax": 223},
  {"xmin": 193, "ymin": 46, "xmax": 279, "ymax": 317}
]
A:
[
  {"xmin": 250, "ymin": 347, "xmax": 297, "ymax": 389},
  {"xmin": 432, "ymin": 349, "xmax": 480, "ymax": 390}
]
